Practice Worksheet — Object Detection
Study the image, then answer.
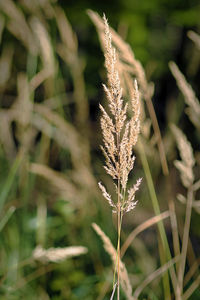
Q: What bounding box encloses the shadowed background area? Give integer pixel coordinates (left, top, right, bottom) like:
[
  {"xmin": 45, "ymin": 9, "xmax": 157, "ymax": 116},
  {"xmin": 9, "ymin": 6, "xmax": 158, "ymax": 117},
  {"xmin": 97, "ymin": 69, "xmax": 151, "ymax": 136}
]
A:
[{"xmin": 0, "ymin": 0, "xmax": 200, "ymax": 299}]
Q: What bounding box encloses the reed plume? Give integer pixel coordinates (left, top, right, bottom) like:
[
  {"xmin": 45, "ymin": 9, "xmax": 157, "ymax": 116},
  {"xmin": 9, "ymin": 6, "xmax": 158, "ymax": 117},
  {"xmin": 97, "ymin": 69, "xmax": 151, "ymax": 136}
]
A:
[{"xmin": 98, "ymin": 14, "xmax": 141, "ymax": 299}]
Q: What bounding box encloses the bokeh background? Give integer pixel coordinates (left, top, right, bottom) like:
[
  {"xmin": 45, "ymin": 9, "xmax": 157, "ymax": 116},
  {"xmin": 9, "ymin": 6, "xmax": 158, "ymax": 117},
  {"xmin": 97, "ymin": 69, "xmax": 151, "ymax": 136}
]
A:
[{"xmin": 0, "ymin": 0, "xmax": 200, "ymax": 299}]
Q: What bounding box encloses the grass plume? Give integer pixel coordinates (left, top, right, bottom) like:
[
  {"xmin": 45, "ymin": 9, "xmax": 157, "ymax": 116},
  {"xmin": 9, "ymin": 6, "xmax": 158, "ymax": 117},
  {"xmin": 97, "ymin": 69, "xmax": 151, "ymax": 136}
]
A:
[{"xmin": 98, "ymin": 14, "xmax": 141, "ymax": 299}]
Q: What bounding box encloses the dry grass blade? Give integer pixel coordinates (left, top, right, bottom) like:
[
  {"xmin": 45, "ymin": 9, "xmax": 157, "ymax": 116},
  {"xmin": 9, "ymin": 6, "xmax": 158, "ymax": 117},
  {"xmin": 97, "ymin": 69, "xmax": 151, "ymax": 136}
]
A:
[
  {"xmin": 0, "ymin": 0, "xmax": 37, "ymax": 54},
  {"xmin": 121, "ymin": 211, "xmax": 170, "ymax": 257},
  {"xmin": 34, "ymin": 104, "xmax": 80, "ymax": 151},
  {"xmin": 30, "ymin": 16, "xmax": 55, "ymax": 77},
  {"xmin": 12, "ymin": 73, "xmax": 37, "ymax": 163},
  {"xmin": 0, "ymin": 45, "xmax": 14, "ymax": 90},
  {"xmin": 0, "ymin": 112, "xmax": 16, "ymax": 161},
  {"xmin": 92, "ymin": 223, "xmax": 134, "ymax": 300},
  {"xmin": 183, "ymin": 274, "xmax": 200, "ymax": 300},
  {"xmin": 15, "ymin": 73, "xmax": 33, "ymax": 127},
  {"xmin": 33, "ymin": 245, "xmax": 88, "ymax": 263},
  {"xmin": 2, "ymin": 102, "xmax": 95, "ymax": 190},
  {"xmin": 33, "ymin": 104, "xmax": 95, "ymax": 188},
  {"xmin": 55, "ymin": 7, "xmax": 89, "ymax": 126},
  {"xmin": 177, "ymin": 194, "xmax": 200, "ymax": 214},
  {"xmin": 193, "ymin": 179, "xmax": 200, "ymax": 191},
  {"xmin": 178, "ymin": 188, "xmax": 194, "ymax": 295},
  {"xmin": 133, "ymin": 256, "xmax": 180, "ymax": 300},
  {"xmin": 55, "ymin": 6, "xmax": 78, "ymax": 55},
  {"xmin": 184, "ymin": 257, "xmax": 200, "ymax": 287},
  {"xmin": 30, "ymin": 69, "xmax": 53, "ymax": 91},
  {"xmin": 28, "ymin": 16, "xmax": 55, "ymax": 91},
  {"xmin": 29, "ymin": 163, "xmax": 79, "ymax": 203},
  {"xmin": 0, "ymin": 14, "xmax": 5, "ymax": 44}
]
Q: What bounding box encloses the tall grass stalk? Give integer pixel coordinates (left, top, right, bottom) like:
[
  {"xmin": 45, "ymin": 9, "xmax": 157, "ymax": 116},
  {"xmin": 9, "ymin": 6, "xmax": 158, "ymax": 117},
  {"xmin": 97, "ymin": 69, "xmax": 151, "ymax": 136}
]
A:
[
  {"xmin": 88, "ymin": 11, "xmax": 183, "ymax": 298},
  {"xmin": 98, "ymin": 15, "xmax": 141, "ymax": 299},
  {"xmin": 0, "ymin": 206, "xmax": 15, "ymax": 232},
  {"xmin": 178, "ymin": 188, "xmax": 193, "ymax": 294}
]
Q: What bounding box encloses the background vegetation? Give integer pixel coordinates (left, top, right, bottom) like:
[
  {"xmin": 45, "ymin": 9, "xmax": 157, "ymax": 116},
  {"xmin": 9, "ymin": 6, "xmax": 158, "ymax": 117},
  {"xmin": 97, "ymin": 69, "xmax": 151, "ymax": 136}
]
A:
[{"xmin": 0, "ymin": 0, "xmax": 199, "ymax": 299}]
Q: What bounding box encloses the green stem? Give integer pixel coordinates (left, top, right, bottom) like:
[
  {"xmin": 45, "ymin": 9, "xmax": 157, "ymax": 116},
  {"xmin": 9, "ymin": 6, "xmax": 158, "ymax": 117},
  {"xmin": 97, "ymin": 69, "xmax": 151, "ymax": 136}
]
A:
[
  {"xmin": 178, "ymin": 187, "xmax": 193, "ymax": 295},
  {"xmin": 138, "ymin": 139, "xmax": 180, "ymax": 299},
  {"xmin": 117, "ymin": 178, "xmax": 120, "ymax": 300},
  {"xmin": 0, "ymin": 150, "xmax": 23, "ymax": 213}
]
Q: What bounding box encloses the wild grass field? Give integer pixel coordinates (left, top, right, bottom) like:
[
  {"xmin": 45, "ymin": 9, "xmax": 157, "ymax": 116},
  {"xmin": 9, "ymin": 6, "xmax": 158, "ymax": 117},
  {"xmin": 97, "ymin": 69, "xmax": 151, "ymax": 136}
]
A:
[{"xmin": 0, "ymin": 0, "xmax": 200, "ymax": 299}]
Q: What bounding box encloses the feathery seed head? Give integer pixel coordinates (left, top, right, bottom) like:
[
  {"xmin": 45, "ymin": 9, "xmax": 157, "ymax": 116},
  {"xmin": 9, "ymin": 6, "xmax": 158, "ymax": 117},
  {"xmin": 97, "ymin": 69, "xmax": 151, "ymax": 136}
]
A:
[
  {"xmin": 99, "ymin": 14, "xmax": 141, "ymax": 213},
  {"xmin": 171, "ymin": 124, "xmax": 195, "ymax": 188},
  {"xmin": 33, "ymin": 245, "xmax": 88, "ymax": 263}
]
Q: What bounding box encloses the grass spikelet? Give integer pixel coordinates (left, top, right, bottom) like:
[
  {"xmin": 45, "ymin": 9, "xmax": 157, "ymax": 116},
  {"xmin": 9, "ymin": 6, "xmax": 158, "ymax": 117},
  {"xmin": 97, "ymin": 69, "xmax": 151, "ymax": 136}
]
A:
[
  {"xmin": 171, "ymin": 124, "xmax": 195, "ymax": 188},
  {"xmin": 169, "ymin": 61, "xmax": 200, "ymax": 129},
  {"xmin": 87, "ymin": 10, "xmax": 147, "ymax": 92},
  {"xmin": 33, "ymin": 245, "xmax": 88, "ymax": 263},
  {"xmin": 98, "ymin": 182, "xmax": 117, "ymax": 212},
  {"xmin": 187, "ymin": 31, "xmax": 200, "ymax": 50}
]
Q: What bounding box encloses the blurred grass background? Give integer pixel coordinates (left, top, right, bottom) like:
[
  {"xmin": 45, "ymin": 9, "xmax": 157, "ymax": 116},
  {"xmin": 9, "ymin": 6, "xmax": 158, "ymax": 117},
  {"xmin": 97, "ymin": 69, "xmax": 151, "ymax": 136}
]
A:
[{"xmin": 0, "ymin": 0, "xmax": 200, "ymax": 299}]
